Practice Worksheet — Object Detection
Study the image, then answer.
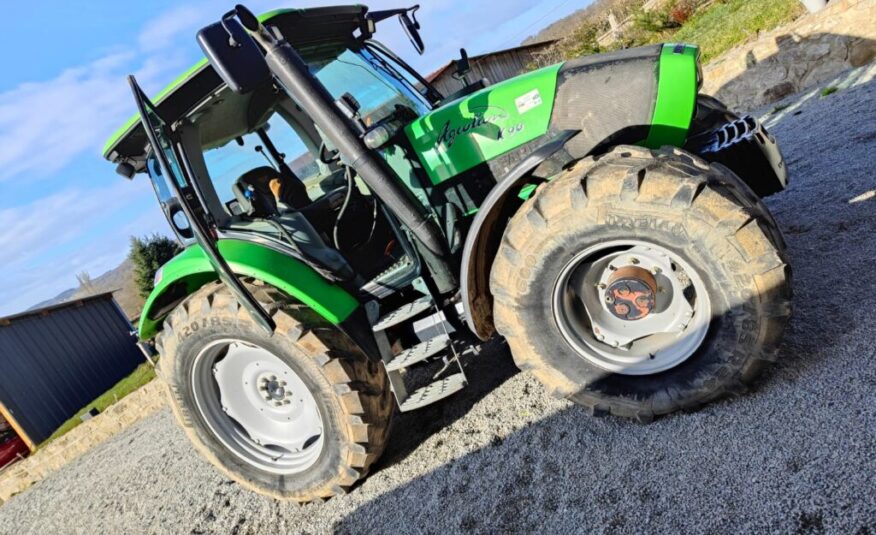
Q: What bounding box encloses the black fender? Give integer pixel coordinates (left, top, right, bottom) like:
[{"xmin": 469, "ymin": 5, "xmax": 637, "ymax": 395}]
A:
[{"xmin": 460, "ymin": 130, "xmax": 579, "ymax": 340}]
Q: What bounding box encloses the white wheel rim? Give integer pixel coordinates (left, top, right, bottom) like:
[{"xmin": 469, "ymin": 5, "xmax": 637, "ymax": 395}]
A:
[
  {"xmin": 192, "ymin": 339, "xmax": 325, "ymax": 475},
  {"xmin": 552, "ymin": 240, "xmax": 711, "ymax": 375}
]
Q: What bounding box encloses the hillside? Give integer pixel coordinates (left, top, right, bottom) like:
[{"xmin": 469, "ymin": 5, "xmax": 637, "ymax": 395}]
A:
[
  {"xmin": 523, "ymin": 0, "xmax": 638, "ymax": 44},
  {"xmin": 29, "ymin": 258, "xmax": 143, "ymax": 320}
]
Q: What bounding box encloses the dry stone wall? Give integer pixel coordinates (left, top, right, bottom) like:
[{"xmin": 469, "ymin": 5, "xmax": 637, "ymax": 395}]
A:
[
  {"xmin": 703, "ymin": 0, "xmax": 876, "ymax": 110},
  {"xmin": 0, "ymin": 380, "xmax": 167, "ymax": 503}
]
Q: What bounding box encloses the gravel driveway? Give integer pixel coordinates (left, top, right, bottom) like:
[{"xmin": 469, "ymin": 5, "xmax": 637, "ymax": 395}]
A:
[{"xmin": 2, "ymin": 68, "xmax": 875, "ymax": 535}]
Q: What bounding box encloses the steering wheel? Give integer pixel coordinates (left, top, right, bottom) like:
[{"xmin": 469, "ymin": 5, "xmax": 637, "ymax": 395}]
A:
[{"xmin": 319, "ymin": 142, "xmax": 340, "ymax": 165}]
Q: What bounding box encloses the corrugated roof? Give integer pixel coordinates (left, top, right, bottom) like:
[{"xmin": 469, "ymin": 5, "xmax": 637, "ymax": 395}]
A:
[
  {"xmin": 425, "ymin": 40, "xmax": 560, "ymax": 82},
  {"xmin": 0, "ymin": 292, "xmax": 120, "ymax": 326}
]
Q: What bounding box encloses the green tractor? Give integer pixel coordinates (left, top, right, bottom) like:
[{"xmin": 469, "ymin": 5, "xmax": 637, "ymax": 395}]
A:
[{"xmin": 105, "ymin": 5, "xmax": 791, "ymax": 501}]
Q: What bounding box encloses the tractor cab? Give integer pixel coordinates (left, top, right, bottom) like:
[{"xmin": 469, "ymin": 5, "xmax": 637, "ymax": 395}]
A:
[{"xmin": 106, "ymin": 7, "xmax": 442, "ymax": 299}]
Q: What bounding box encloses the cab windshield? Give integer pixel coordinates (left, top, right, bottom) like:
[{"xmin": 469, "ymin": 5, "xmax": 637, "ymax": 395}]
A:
[
  {"xmin": 195, "ymin": 46, "xmax": 431, "ymax": 215},
  {"xmin": 313, "ymin": 47, "xmax": 431, "ymax": 125}
]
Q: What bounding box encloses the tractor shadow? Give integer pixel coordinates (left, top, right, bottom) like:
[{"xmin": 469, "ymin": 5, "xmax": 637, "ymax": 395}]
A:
[{"xmin": 372, "ymin": 338, "xmax": 520, "ymax": 470}]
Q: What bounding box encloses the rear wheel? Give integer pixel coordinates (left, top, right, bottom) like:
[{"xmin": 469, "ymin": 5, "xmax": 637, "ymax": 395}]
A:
[
  {"xmin": 491, "ymin": 146, "xmax": 791, "ymax": 422},
  {"xmin": 156, "ymin": 281, "xmax": 393, "ymax": 501}
]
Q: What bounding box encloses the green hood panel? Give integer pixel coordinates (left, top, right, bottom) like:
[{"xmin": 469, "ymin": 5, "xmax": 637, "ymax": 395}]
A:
[
  {"xmin": 642, "ymin": 44, "xmax": 700, "ymax": 148},
  {"xmin": 139, "ymin": 239, "xmax": 359, "ymax": 340},
  {"xmin": 405, "ymin": 63, "xmax": 562, "ymax": 184}
]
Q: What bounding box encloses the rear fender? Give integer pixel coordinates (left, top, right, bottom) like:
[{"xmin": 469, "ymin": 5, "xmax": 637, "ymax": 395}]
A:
[{"xmin": 140, "ymin": 239, "xmax": 359, "ymax": 341}]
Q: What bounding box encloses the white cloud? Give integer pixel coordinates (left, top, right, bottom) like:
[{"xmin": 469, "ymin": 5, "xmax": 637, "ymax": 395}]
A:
[
  {"xmin": 0, "ymin": 179, "xmax": 165, "ymax": 316},
  {"xmin": 0, "ymin": 181, "xmax": 148, "ymax": 266},
  {"xmin": 138, "ymin": 5, "xmax": 210, "ymax": 53}
]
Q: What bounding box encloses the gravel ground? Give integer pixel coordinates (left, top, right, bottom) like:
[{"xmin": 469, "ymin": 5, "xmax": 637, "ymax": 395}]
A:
[{"xmin": 2, "ymin": 68, "xmax": 875, "ymax": 535}]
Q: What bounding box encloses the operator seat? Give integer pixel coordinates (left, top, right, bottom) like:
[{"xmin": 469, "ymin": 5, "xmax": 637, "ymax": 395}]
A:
[
  {"xmin": 232, "ymin": 166, "xmax": 355, "ymax": 281},
  {"xmin": 234, "ymin": 166, "xmax": 309, "ymax": 212}
]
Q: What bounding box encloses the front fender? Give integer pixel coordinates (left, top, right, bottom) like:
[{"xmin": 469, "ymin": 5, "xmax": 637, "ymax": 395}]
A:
[
  {"xmin": 139, "ymin": 239, "xmax": 359, "ymax": 340},
  {"xmin": 460, "ymin": 130, "xmax": 578, "ymax": 340}
]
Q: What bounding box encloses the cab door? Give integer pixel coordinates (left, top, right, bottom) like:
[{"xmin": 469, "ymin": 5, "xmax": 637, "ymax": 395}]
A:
[{"xmin": 127, "ymin": 75, "xmax": 275, "ymax": 334}]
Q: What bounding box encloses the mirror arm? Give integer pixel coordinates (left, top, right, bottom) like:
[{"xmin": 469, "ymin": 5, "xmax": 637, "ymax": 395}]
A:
[{"xmin": 365, "ymin": 6, "xmax": 417, "ymax": 24}]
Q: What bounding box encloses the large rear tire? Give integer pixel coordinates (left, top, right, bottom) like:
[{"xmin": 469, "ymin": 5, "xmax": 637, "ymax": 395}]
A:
[
  {"xmin": 156, "ymin": 281, "xmax": 393, "ymax": 501},
  {"xmin": 491, "ymin": 146, "xmax": 791, "ymax": 422}
]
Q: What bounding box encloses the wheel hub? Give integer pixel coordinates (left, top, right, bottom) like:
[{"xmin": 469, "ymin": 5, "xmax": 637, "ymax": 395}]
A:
[
  {"xmin": 605, "ymin": 266, "xmax": 657, "ymax": 320},
  {"xmin": 260, "ymin": 376, "xmax": 290, "ymax": 404}
]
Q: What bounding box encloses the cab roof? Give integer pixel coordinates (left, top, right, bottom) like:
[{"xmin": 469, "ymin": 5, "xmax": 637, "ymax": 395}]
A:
[{"xmin": 103, "ymin": 5, "xmax": 368, "ymax": 168}]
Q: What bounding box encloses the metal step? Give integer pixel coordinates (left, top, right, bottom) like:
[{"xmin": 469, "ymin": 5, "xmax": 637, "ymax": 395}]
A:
[
  {"xmin": 385, "ymin": 334, "xmax": 451, "ymax": 372},
  {"xmin": 360, "ymin": 254, "xmax": 417, "ymax": 299},
  {"xmin": 399, "ymin": 373, "xmax": 467, "ymax": 412},
  {"xmin": 373, "ymin": 295, "xmax": 433, "ymax": 331}
]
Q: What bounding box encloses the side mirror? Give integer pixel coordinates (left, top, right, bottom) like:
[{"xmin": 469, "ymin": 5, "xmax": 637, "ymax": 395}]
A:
[
  {"xmin": 400, "ymin": 6, "xmax": 424, "ymax": 55},
  {"xmin": 197, "ymin": 11, "xmax": 271, "ymax": 94}
]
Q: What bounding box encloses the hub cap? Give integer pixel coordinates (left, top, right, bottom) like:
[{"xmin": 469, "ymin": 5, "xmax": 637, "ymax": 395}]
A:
[
  {"xmin": 192, "ymin": 340, "xmax": 324, "ymax": 474},
  {"xmin": 552, "ymin": 240, "xmax": 711, "ymax": 375}
]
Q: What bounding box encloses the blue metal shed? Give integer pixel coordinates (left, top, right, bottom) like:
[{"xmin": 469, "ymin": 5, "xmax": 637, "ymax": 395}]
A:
[{"xmin": 0, "ymin": 293, "xmax": 145, "ymax": 448}]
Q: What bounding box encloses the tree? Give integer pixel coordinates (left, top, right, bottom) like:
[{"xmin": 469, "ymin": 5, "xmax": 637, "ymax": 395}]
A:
[
  {"xmin": 129, "ymin": 234, "xmax": 182, "ymax": 299},
  {"xmin": 76, "ymin": 271, "xmax": 96, "ymax": 295}
]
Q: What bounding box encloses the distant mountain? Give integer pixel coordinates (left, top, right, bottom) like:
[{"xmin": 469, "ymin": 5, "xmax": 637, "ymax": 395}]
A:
[{"xmin": 28, "ymin": 258, "xmax": 144, "ymax": 320}]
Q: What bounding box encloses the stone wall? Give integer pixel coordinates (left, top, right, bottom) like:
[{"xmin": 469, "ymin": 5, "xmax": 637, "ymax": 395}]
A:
[
  {"xmin": 703, "ymin": 0, "xmax": 876, "ymax": 110},
  {"xmin": 0, "ymin": 380, "xmax": 167, "ymax": 503}
]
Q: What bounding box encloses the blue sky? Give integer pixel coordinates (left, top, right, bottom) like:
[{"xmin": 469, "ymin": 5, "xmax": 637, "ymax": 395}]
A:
[{"xmin": 0, "ymin": 0, "xmax": 588, "ymax": 316}]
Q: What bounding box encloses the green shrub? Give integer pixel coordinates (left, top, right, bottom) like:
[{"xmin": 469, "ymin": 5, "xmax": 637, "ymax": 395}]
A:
[{"xmin": 129, "ymin": 234, "xmax": 181, "ymax": 298}]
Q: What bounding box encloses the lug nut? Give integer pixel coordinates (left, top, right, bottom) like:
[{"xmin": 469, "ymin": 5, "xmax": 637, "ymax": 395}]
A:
[
  {"xmin": 630, "ymin": 257, "xmax": 640, "ymax": 265},
  {"xmin": 653, "ymin": 266, "xmax": 662, "ymax": 274}
]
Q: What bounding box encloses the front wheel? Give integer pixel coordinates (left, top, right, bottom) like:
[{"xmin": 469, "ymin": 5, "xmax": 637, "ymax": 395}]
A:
[
  {"xmin": 156, "ymin": 282, "xmax": 393, "ymax": 501},
  {"xmin": 491, "ymin": 146, "xmax": 791, "ymax": 422}
]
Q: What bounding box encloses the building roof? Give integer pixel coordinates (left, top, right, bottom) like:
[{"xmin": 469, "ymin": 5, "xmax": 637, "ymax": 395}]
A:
[
  {"xmin": 425, "ymin": 40, "xmax": 560, "ymax": 82},
  {"xmin": 0, "ymin": 292, "xmax": 121, "ymax": 327}
]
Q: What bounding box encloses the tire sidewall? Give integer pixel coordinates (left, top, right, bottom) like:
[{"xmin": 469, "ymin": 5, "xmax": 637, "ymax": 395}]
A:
[
  {"xmin": 165, "ymin": 311, "xmax": 349, "ymax": 498},
  {"xmin": 509, "ymin": 196, "xmax": 761, "ymax": 410}
]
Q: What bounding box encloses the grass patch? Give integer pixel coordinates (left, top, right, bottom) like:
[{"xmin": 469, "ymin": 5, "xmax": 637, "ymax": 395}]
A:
[
  {"xmin": 40, "ymin": 362, "xmax": 156, "ymax": 448},
  {"xmin": 555, "ymin": 0, "xmax": 807, "ymax": 65},
  {"xmin": 820, "ymin": 86, "xmax": 839, "ymax": 97},
  {"xmin": 672, "ymin": 0, "xmax": 805, "ymax": 63}
]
